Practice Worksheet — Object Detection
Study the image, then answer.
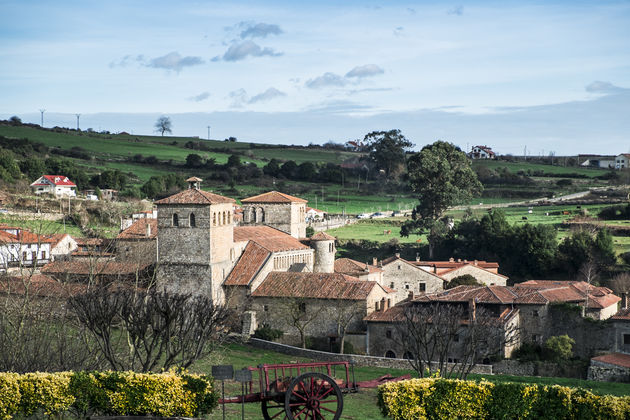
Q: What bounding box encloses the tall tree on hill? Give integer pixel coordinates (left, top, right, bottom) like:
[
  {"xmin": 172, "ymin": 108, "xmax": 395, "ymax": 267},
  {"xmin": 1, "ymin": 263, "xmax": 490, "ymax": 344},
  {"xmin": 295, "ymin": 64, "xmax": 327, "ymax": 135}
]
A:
[
  {"xmin": 154, "ymin": 116, "xmax": 172, "ymax": 136},
  {"xmin": 364, "ymin": 129, "xmax": 413, "ymax": 177},
  {"xmin": 401, "ymin": 141, "xmax": 482, "ymax": 258}
]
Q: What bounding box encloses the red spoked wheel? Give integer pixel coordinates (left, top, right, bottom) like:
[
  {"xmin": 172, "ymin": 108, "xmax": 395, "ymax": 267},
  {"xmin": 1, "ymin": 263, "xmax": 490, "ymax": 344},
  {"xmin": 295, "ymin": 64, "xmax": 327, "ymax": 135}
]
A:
[
  {"xmin": 284, "ymin": 372, "xmax": 343, "ymax": 420},
  {"xmin": 262, "ymin": 398, "xmax": 288, "ymax": 420}
]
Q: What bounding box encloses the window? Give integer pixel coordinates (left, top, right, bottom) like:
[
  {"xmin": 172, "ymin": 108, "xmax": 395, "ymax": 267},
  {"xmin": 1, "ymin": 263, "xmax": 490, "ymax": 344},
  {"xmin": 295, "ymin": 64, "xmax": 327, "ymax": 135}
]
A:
[
  {"xmin": 299, "ymin": 303, "xmax": 306, "ymax": 313},
  {"xmin": 223, "ymin": 212, "xmax": 226, "ymax": 225},
  {"xmin": 189, "ymin": 213, "xmax": 196, "ymax": 227},
  {"xmin": 390, "ymin": 282, "xmax": 395, "ymax": 289},
  {"xmin": 453, "ymin": 334, "xmax": 459, "ymax": 343},
  {"xmin": 172, "ymin": 213, "xmax": 179, "ymax": 227},
  {"xmin": 405, "ymin": 284, "xmax": 410, "ymax": 290},
  {"xmin": 532, "ymin": 334, "xmax": 540, "ymax": 343},
  {"xmin": 533, "ymin": 310, "xmax": 539, "ymax": 317},
  {"xmin": 385, "ymin": 350, "xmax": 396, "ymax": 358},
  {"xmin": 386, "ymin": 330, "xmax": 392, "ymax": 339},
  {"xmin": 22, "ymin": 251, "xmax": 27, "ymax": 261},
  {"xmin": 419, "ymin": 283, "xmax": 426, "ymax": 292},
  {"xmin": 263, "ymin": 305, "xmax": 269, "ymax": 312},
  {"xmin": 213, "ymin": 213, "xmax": 217, "ymax": 226},
  {"xmin": 41, "ymin": 251, "xmax": 46, "ymax": 260},
  {"xmin": 397, "ymin": 264, "xmax": 401, "ymax": 270},
  {"xmin": 624, "ymin": 334, "xmax": 630, "ymax": 345},
  {"xmin": 329, "ymin": 243, "xmax": 333, "ymax": 252}
]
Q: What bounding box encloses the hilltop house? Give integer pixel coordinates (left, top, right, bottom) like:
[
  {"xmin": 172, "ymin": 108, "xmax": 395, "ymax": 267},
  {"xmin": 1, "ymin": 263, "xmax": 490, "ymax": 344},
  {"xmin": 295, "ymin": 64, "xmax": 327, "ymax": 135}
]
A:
[
  {"xmin": 469, "ymin": 145, "xmax": 495, "ymax": 159},
  {"xmin": 615, "ymin": 154, "xmax": 630, "ymax": 170},
  {"xmin": 30, "ymin": 175, "xmax": 76, "ymax": 197}
]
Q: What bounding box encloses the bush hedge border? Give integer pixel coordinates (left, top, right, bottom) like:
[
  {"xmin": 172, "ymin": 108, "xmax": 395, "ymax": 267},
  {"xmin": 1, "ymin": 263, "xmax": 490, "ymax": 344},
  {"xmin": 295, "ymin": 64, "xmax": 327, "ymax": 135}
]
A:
[
  {"xmin": 378, "ymin": 378, "xmax": 630, "ymax": 420},
  {"xmin": 0, "ymin": 371, "xmax": 217, "ymax": 419}
]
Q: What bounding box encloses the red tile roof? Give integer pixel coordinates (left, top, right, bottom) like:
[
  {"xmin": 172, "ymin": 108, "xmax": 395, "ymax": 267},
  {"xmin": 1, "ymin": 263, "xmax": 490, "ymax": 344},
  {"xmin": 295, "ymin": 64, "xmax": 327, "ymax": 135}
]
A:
[
  {"xmin": 0, "ymin": 229, "xmax": 56, "ymax": 244},
  {"xmin": 241, "ymin": 191, "xmax": 307, "ymax": 204},
  {"xmin": 592, "ymin": 353, "xmax": 630, "ymax": 369},
  {"xmin": 224, "ymin": 241, "xmax": 271, "ymax": 286},
  {"xmin": 154, "ymin": 188, "xmax": 235, "ymax": 205},
  {"xmin": 611, "ymin": 308, "xmax": 630, "ymax": 321},
  {"xmin": 233, "ymin": 226, "xmax": 310, "ymax": 252},
  {"xmin": 116, "ymin": 218, "xmax": 157, "ymax": 240},
  {"xmin": 413, "ymin": 260, "xmax": 499, "ymax": 269},
  {"xmin": 251, "ymin": 272, "xmax": 381, "ymax": 300},
  {"xmin": 42, "ymin": 261, "xmax": 151, "ymax": 276},
  {"xmin": 413, "ymin": 281, "xmax": 620, "ymax": 310},
  {"xmin": 310, "ymin": 232, "xmax": 336, "ymax": 241},
  {"xmin": 335, "ymin": 258, "xmax": 383, "ymax": 276},
  {"xmin": 0, "ymin": 274, "xmax": 87, "ymax": 297},
  {"xmin": 31, "ymin": 175, "xmax": 76, "ymax": 187}
]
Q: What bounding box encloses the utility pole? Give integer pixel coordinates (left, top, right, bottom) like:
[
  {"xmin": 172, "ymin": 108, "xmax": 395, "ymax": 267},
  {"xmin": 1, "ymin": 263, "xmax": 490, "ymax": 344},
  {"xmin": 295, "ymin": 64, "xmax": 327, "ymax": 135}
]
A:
[
  {"xmin": 76, "ymin": 114, "xmax": 81, "ymax": 130},
  {"xmin": 39, "ymin": 109, "xmax": 46, "ymax": 127},
  {"xmin": 207, "ymin": 125, "xmax": 210, "ymax": 140}
]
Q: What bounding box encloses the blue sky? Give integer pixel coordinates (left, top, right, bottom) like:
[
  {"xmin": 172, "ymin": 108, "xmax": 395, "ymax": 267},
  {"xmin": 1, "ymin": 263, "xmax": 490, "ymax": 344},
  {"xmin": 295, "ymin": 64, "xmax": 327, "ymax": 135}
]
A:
[{"xmin": 1, "ymin": 0, "xmax": 629, "ymax": 155}]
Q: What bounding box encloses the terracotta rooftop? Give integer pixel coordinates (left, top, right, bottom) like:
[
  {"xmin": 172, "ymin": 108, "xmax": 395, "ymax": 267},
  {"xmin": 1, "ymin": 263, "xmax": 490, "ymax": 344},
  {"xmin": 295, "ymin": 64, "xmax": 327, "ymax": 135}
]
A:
[
  {"xmin": 154, "ymin": 188, "xmax": 235, "ymax": 205},
  {"xmin": 334, "ymin": 258, "xmax": 383, "ymax": 276},
  {"xmin": 592, "ymin": 353, "xmax": 630, "ymax": 369},
  {"xmin": 364, "ymin": 303, "xmax": 407, "ymax": 322},
  {"xmin": 251, "ymin": 272, "xmax": 381, "ymax": 300},
  {"xmin": 611, "ymin": 308, "xmax": 630, "ymax": 321},
  {"xmin": 224, "ymin": 241, "xmax": 271, "ymax": 286},
  {"xmin": 0, "ymin": 229, "xmax": 57, "ymax": 244},
  {"xmin": 412, "ymin": 260, "xmax": 499, "ymax": 269},
  {"xmin": 241, "ymin": 191, "xmax": 307, "ymax": 204},
  {"xmin": 73, "ymin": 237, "xmax": 108, "ymax": 246},
  {"xmin": 0, "ymin": 274, "xmax": 87, "ymax": 297},
  {"xmin": 31, "ymin": 175, "xmax": 76, "ymax": 187},
  {"xmin": 42, "ymin": 261, "xmax": 151, "ymax": 276},
  {"xmin": 310, "ymin": 232, "xmax": 336, "ymax": 241},
  {"xmin": 186, "ymin": 176, "xmax": 203, "ymax": 182},
  {"xmin": 413, "ymin": 281, "xmax": 620, "ymax": 310},
  {"xmin": 233, "ymin": 226, "xmax": 310, "ymax": 252},
  {"xmin": 116, "ymin": 218, "xmax": 157, "ymax": 240}
]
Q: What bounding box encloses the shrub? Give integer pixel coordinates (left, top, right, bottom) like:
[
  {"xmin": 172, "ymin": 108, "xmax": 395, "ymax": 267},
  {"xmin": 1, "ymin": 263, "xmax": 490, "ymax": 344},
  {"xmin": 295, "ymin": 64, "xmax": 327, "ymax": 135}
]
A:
[
  {"xmin": 18, "ymin": 372, "xmax": 75, "ymax": 417},
  {"xmin": 253, "ymin": 325, "xmax": 284, "ymax": 341},
  {"xmin": 0, "ymin": 373, "xmax": 20, "ymax": 420},
  {"xmin": 544, "ymin": 335, "xmax": 575, "ymax": 361},
  {"xmin": 378, "ymin": 378, "xmax": 630, "ymax": 420}
]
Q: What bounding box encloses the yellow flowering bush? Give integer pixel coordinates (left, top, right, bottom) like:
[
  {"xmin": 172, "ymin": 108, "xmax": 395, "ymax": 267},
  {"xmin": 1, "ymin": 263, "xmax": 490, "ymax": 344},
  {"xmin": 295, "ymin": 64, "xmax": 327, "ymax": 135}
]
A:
[
  {"xmin": 0, "ymin": 373, "xmax": 20, "ymax": 420},
  {"xmin": 378, "ymin": 378, "xmax": 630, "ymax": 420},
  {"xmin": 0, "ymin": 370, "xmax": 217, "ymax": 419}
]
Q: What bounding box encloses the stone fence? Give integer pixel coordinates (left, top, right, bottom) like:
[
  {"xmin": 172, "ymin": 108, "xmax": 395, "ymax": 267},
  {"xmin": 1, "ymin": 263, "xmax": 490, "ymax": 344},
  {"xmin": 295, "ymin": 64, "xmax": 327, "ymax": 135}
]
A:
[
  {"xmin": 309, "ymin": 216, "xmax": 353, "ymax": 232},
  {"xmin": 248, "ymin": 338, "xmax": 493, "ymax": 374}
]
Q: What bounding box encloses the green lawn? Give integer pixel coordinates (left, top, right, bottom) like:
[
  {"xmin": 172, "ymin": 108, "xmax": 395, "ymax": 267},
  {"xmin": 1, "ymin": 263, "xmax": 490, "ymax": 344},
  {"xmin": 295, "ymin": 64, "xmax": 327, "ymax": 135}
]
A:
[
  {"xmin": 0, "ymin": 215, "xmax": 83, "ymax": 237},
  {"xmin": 192, "ymin": 342, "xmax": 630, "ymax": 420},
  {"xmin": 327, "ymin": 220, "xmax": 425, "ymax": 244},
  {"xmin": 472, "ymin": 159, "xmax": 608, "ymax": 178}
]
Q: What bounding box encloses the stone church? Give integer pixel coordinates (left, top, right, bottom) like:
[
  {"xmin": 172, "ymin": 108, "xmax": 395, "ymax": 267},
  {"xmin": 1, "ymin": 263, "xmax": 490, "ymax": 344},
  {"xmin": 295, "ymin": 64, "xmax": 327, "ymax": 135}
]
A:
[{"xmin": 154, "ymin": 178, "xmax": 350, "ymax": 306}]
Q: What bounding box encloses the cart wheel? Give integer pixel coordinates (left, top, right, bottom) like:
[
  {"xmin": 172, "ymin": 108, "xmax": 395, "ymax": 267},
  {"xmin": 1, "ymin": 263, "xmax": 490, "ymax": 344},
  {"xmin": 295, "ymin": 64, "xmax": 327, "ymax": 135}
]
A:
[
  {"xmin": 262, "ymin": 399, "xmax": 288, "ymax": 420},
  {"xmin": 284, "ymin": 372, "xmax": 343, "ymax": 420}
]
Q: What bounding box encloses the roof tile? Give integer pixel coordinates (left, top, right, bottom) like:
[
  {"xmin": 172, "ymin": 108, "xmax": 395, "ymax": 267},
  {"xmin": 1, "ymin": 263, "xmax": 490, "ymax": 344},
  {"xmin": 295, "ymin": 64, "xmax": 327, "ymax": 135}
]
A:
[
  {"xmin": 241, "ymin": 191, "xmax": 307, "ymax": 204},
  {"xmin": 251, "ymin": 272, "xmax": 378, "ymax": 300},
  {"xmin": 234, "ymin": 226, "xmax": 309, "ymax": 252},
  {"xmin": 155, "ymin": 188, "xmax": 234, "ymax": 205},
  {"xmin": 224, "ymin": 241, "xmax": 271, "ymax": 286}
]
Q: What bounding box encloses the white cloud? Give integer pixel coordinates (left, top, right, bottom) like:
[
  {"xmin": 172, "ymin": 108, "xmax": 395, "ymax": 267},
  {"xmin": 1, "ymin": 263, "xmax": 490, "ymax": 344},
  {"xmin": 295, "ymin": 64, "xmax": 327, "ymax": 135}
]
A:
[
  {"xmin": 228, "ymin": 88, "xmax": 248, "ymax": 107},
  {"xmin": 239, "ymin": 22, "xmax": 283, "ymax": 39},
  {"xmin": 305, "ymin": 72, "xmax": 348, "ymax": 89},
  {"xmin": 345, "ymin": 64, "xmax": 384, "ymax": 79},
  {"xmin": 188, "ymin": 92, "xmax": 210, "ymax": 102},
  {"xmin": 221, "ymin": 40, "xmax": 283, "ymax": 62},
  {"xmin": 585, "ymin": 81, "xmax": 626, "ymax": 94},
  {"xmin": 146, "ymin": 52, "xmax": 204, "ymax": 71},
  {"xmin": 248, "ymin": 87, "xmax": 286, "ymax": 104}
]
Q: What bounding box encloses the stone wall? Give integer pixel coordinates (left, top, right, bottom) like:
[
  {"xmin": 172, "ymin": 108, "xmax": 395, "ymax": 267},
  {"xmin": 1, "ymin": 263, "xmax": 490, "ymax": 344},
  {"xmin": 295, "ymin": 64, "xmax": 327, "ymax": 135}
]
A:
[
  {"xmin": 249, "ymin": 338, "xmax": 492, "ymax": 373},
  {"xmin": 381, "ymin": 260, "xmax": 444, "ymax": 304},
  {"xmin": 440, "ymin": 264, "xmax": 507, "ymax": 286},
  {"xmin": 116, "ymin": 239, "xmax": 156, "ymax": 264},
  {"xmin": 587, "ymin": 360, "xmax": 630, "ymax": 382}
]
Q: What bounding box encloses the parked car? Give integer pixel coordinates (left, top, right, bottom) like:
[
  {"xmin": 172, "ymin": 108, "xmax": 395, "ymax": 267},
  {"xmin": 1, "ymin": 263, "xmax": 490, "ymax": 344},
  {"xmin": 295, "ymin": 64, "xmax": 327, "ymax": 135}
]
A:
[{"xmin": 357, "ymin": 213, "xmax": 371, "ymax": 219}]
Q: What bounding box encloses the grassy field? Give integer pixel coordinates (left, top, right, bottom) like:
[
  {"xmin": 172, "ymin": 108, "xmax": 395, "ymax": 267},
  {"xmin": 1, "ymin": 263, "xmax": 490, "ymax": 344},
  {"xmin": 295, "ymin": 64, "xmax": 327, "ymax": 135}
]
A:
[
  {"xmin": 191, "ymin": 342, "xmax": 630, "ymax": 419},
  {"xmin": 472, "ymin": 159, "xmax": 608, "ymax": 178},
  {"xmin": 0, "ymin": 214, "xmax": 83, "ymax": 237},
  {"xmin": 327, "ymin": 220, "xmax": 425, "ymax": 244}
]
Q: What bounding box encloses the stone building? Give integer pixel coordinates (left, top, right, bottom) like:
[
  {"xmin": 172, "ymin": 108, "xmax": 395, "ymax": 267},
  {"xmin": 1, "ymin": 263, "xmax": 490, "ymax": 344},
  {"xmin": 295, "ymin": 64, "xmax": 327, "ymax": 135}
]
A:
[
  {"xmin": 310, "ymin": 232, "xmax": 336, "ymax": 273},
  {"xmin": 250, "ymin": 271, "xmax": 395, "ymax": 347},
  {"xmin": 334, "ymin": 257, "xmax": 382, "ymax": 282},
  {"xmin": 438, "ymin": 262, "xmax": 507, "ymax": 286},
  {"xmin": 379, "ymin": 255, "xmax": 445, "ymax": 303},
  {"xmin": 116, "ymin": 218, "xmax": 157, "ymax": 264},
  {"xmin": 155, "ymin": 179, "xmax": 236, "ymax": 301},
  {"xmin": 365, "ymin": 281, "xmax": 620, "ymax": 360},
  {"xmin": 240, "ymin": 191, "xmax": 307, "ymax": 238}
]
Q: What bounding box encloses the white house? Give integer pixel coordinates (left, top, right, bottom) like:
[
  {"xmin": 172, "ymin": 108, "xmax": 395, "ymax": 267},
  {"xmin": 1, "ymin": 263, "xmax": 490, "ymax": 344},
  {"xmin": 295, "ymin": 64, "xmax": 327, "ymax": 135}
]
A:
[
  {"xmin": 30, "ymin": 175, "xmax": 77, "ymax": 197},
  {"xmin": 615, "ymin": 154, "xmax": 630, "ymax": 170},
  {"xmin": 306, "ymin": 207, "xmax": 327, "ymax": 222},
  {"xmin": 469, "ymin": 145, "xmax": 495, "ymax": 159},
  {"xmin": 0, "ymin": 226, "xmax": 52, "ymax": 271}
]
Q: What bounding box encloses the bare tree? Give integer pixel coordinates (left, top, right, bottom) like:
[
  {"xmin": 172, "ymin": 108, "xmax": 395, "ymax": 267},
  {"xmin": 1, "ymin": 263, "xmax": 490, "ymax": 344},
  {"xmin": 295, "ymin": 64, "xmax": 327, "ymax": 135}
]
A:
[
  {"xmin": 273, "ymin": 293, "xmax": 321, "ymax": 349},
  {"xmin": 154, "ymin": 116, "xmax": 172, "ymax": 136},
  {"xmin": 610, "ymin": 272, "xmax": 630, "ymax": 309},
  {"xmin": 396, "ymin": 301, "xmax": 518, "ymax": 379},
  {"xmin": 578, "ymin": 260, "xmax": 599, "ymax": 317},
  {"xmin": 325, "ymin": 299, "xmax": 365, "ymax": 354},
  {"xmin": 69, "ymin": 287, "xmax": 233, "ymax": 372}
]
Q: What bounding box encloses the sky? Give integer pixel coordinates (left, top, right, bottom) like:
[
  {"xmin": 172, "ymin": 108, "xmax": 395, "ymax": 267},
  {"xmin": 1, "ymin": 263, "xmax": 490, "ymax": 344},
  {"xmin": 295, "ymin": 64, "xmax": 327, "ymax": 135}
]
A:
[{"xmin": 1, "ymin": 0, "xmax": 629, "ymax": 155}]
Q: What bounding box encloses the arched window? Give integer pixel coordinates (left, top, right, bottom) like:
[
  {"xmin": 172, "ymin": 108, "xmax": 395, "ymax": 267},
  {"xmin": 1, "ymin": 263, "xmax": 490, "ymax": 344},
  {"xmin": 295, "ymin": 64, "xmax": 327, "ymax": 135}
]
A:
[
  {"xmin": 255, "ymin": 207, "xmax": 263, "ymax": 223},
  {"xmin": 212, "ymin": 212, "xmax": 216, "ymax": 226},
  {"xmin": 189, "ymin": 213, "xmax": 196, "ymax": 227},
  {"xmin": 228, "ymin": 212, "xmax": 232, "ymax": 224},
  {"xmin": 223, "ymin": 211, "xmax": 226, "ymax": 225},
  {"xmin": 385, "ymin": 350, "xmax": 396, "ymax": 358},
  {"xmin": 172, "ymin": 213, "xmax": 179, "ymax": 227}
]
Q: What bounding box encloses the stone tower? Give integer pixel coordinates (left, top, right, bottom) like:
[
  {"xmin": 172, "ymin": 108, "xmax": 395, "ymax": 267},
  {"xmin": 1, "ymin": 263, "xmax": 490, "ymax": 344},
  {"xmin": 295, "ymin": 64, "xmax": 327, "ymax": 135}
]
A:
[
  {"xmin": 240, "ymin": 191, "xmax": 307, "ymax": 238},
  {"xmin": 155, "ymin": 178, "xmax": 235, "ymax": 302},
  {"xmin": 310, "ymin": 231, "xmax": 336, "ymax": 273}
]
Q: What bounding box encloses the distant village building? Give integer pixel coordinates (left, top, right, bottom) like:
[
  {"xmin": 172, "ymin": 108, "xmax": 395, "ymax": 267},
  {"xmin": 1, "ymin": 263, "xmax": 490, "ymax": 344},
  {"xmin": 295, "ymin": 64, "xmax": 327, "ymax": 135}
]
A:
[
  {"xmin": 469, "ymin": 145, "xmax": 495, "ymax": 159},
  {"xmin": 116, "ymin": 218, "xmax": 158, "ymax": 264},
  {"xmin": 240, "ymin": 191, "xmax": 307, "ymax": 238},
  {"xmin": 578, "ymin": 154, "xmax": 616, "ymax": 169},
  {"xmin": 306, "ymin": 207, "xmax": 327, "ymax": 222},
  {"xmin": 0, "ymin": 225, "xmax": 53, "ymax": 270},
  {"xmin": 30, "ymin": 175, "xmax": 76, "ymax": 197},
  {"xmin": 615, "ymin": 153, "xmax": 630, "ymax": 169}
]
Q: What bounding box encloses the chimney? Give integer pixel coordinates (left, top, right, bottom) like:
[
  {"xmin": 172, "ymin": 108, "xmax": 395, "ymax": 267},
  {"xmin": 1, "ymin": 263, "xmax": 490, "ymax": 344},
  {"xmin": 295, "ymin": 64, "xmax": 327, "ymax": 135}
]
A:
[
  {"xmin": 364, "ymin": 262, "xmax": 369, "ymax": 273},
  {"xmin": 449, "ymin": 257, "xmax": 454, "ymax": 262},
  {"xmin": 474, "ymin": 260, "xmax": 478, "ymax": 266},
  {"xmin": 469, "ymin": 299, "xmax": 476, "ymax": 321},
  {"xmin": 408, "ymin": 291, "xmax": 414, "ymax": 300},
  {"xmin": 457, "ymin": 258, "xmax": 461, "ymax": 263},
  {"xmin": 624, "ymin": 293, "xmax": 629, "ymax": 309},
  {"xmin": 395, "ymin": 252, "xmax": 400, "ymax": 258},
  {"xmin": 146, "ymin": 222, "xmax": 151, "ymax": 237},
  {"xmin": 373, "ymin": 257, "xmax": 378, "ymax": 266},
  {"xmin": 381, "ymin": 298, "xmax": 386, "ymax": 311},
  {"xmin": 416, "ymin": 253, "xmax": 420, "ymax": 262},
  {"xmin": 387, "ymin": 298, "xmax": 391, "ymax": 309}
]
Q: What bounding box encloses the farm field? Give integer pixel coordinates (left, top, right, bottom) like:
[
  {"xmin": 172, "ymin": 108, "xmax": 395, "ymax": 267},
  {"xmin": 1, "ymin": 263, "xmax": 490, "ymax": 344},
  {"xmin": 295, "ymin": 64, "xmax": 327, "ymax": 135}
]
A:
[
  {"xmin": 327, "ymin": 220, "xmax": 425, "ymax": 244},
  {"xmin": 0, "ymin": 214, "xmax": 83, "ymax": 237},
  {"xmin": 472, "ymin": 159, "xmax": 609, "ymax": 178},
  {"xmin": 193, "ymin": 342, "xmax": 630, "ymax": 420}
]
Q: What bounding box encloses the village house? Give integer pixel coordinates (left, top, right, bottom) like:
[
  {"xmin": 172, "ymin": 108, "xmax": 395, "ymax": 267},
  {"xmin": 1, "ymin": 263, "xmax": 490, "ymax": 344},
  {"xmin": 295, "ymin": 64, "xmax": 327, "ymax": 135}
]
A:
[
  {"xmin": 0, "ymin": 225, "xmax": 53, "ymax": 271},
  {"xmin": 30, "ymin": 175, "xmax": 77, "ymax": 197},
  {"xmin": 615, "ymin": 153, "xmax": 630, "ymax": 170},
  {"xmin": 578, "ymin": 154, "xmax": 616, "ymax": 169},
  {"xmin": 365, "ymin": 281, "xmax": 620, "ymax": 360},
  {"xmin": 334, "ymin": 257, "xmax": 383, "ymax": 282},
  {"xmin": 46, "ymin": 233, "xmax": 77, "ymax": 260},
  {"xmin": 70, "ymin": 237, "xmax": 115, "ymax": 261},
  {"xmin": 468, "ymin": 145, "xmax": 495, "ymax": 159},
  {"xmin": 116, "ymin": 218, "xmax": 157, "ymax": 264},
  {"xmin": 379, "ymin": 255, "xmax": 446, "ymax": 303},
  {"xmin": 306, "ymin": 206, "xmax": 327, "ymax": 222}
]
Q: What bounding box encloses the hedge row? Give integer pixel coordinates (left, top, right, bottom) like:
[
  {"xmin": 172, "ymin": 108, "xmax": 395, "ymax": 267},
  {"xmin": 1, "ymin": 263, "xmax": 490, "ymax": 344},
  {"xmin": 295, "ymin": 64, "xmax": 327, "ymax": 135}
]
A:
[
  {"xmin": 0, "ymin": 371, "xmax": 217, "ymax": 419},
  {"xmin": 378, "ymin": 378, "xmax": 630, "ymax": 420}
]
